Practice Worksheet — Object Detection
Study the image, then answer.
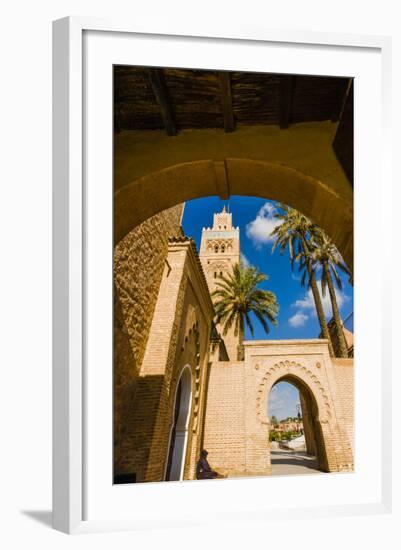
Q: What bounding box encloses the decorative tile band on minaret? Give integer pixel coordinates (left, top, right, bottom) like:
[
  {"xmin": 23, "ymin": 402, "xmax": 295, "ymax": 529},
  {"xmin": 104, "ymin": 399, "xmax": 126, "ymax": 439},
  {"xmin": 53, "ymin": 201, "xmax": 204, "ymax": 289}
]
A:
[{"xmin": 199, "ymin": 206, "xmax": 241, "ymax": 360}]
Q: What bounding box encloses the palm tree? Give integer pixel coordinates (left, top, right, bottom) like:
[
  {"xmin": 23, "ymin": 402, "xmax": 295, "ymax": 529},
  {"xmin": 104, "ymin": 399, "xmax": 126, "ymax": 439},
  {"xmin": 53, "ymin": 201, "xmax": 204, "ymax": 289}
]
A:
[
  {"xmin": 212, "ymin": 262, "xmax": 279, "ymax": 360},
  {"xmin": 305, "ymin": 229, "xmax": 351, "ymax": 358},
  {"xmin": 270, "ymin": 204, "xmax": 335, "ymax": 357}
]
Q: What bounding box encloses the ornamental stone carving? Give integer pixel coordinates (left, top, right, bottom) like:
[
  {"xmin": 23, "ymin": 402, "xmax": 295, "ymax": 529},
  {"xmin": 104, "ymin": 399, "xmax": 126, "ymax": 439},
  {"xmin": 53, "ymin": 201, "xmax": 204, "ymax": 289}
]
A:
[
  {"xmin": 206, "ymin": 238, "xmax": 233, "ymax": 253},
  {"xmin": 256, "ymin": 359, "xmax": 332, "ymax": 425}
]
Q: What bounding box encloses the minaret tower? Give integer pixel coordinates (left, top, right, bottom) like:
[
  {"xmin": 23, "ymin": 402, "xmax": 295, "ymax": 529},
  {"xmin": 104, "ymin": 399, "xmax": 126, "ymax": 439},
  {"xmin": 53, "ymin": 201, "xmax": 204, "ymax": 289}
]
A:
[{"xmin": 199, "ymin": 206, "xmax": 240, "ymax": 360}]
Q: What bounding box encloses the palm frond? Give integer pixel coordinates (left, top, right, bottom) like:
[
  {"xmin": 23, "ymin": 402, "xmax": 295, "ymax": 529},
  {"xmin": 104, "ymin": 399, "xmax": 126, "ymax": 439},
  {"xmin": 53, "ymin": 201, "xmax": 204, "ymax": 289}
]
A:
[{"xmin": 212, "ymin": 262, "xmax": 279, "ymax": 342}]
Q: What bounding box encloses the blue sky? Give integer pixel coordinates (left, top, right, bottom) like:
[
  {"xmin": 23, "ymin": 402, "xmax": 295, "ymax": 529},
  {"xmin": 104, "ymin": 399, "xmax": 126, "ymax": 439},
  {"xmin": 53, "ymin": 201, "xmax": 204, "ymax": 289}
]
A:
[{"xmin": 182, "ymin": 196, "xmax": 353, "ymax": 419}]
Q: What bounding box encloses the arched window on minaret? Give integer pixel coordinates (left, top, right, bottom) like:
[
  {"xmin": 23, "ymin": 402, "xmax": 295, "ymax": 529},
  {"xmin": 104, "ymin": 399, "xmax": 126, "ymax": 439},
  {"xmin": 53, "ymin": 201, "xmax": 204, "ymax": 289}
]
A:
[
  {"xmin": 221, "ymin": 244, "xmax": 225, "ymax": 253},
  {"xmin": 214, "ymin": 244, "xmax": 219, "ymax": 253},
  {"xmin": 214, "ymin": 272, "xmax": 217, "ymax": 278}
]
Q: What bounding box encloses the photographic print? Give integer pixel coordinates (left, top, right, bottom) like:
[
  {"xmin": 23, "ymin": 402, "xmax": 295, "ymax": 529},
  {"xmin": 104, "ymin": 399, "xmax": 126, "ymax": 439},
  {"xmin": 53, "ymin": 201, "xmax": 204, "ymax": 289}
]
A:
[{"xmin": 113, "ymin": 67, "xmax": 354, "ymax": 484}]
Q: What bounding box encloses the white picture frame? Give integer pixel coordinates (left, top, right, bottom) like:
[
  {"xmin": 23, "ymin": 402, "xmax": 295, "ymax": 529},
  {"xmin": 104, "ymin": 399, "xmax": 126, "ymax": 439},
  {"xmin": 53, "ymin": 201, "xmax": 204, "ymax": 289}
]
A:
[{"xmin": 52, "ymin": 16, "xmax": 392, "ymax": 534}]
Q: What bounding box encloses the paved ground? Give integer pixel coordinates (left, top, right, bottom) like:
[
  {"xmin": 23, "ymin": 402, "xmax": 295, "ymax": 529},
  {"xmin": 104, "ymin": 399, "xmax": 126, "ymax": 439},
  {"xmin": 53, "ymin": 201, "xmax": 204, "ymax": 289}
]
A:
[{"xmin": 270, "ymin": 449, "xmax": 323, "ymax": 476}]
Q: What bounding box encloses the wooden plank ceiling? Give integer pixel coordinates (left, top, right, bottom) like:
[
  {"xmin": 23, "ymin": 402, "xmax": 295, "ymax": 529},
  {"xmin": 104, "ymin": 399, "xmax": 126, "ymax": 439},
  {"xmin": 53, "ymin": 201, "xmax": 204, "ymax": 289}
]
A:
[
  {"xmin": 114, "ymin": 66, "xmax": 353, "ymax": 184},
  {"xmin": 114, "ymin": 66, "xmax": 350, "ymax": 132}
]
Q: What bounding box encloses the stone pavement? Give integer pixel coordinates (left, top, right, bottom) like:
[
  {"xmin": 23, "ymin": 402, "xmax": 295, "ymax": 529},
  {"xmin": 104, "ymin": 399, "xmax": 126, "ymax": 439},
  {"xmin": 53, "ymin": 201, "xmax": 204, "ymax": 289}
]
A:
[{"xmin": 270, "ymin": 449, "xmax": 323, "ymax": 476}]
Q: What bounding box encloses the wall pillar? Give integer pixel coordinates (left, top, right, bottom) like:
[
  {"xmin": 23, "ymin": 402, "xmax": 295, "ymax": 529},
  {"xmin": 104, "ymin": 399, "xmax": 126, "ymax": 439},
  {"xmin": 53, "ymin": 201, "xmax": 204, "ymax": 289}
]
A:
[{"xmin": 245, "ymin": 359, "xmax": 271, "ymax": 475}]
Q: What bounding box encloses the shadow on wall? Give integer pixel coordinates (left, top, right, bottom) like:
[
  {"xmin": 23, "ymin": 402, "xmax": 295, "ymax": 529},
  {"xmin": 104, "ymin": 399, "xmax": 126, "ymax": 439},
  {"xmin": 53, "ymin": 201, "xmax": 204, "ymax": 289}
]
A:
[
  {"xmin": 113, "ymin": 289, "xmax": 138, "ymax": 468},
  {"xmin": 114, "ymin": 373, "xmax": 174, "ymax": 483}
]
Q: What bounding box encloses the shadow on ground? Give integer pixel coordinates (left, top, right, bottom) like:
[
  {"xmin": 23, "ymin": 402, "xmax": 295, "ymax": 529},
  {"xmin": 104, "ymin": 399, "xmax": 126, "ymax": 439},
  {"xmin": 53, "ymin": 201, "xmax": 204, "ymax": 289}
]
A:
[
  {"xmin": 270, "ymin": 450, "xmax": 321, "ymax": 472},
  {"xmin": 21, "ymin": 510, "xmax": 52, "ymax": 528},
  {"xmin": 270, "ymin": 457, "xmax": 319, "ymax": 469}
]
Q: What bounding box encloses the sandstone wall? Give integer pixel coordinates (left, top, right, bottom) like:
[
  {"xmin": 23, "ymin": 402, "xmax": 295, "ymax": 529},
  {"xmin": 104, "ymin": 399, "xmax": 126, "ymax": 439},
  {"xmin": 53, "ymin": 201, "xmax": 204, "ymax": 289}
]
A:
[
  {"xmin": 115, "ymin": 238, "xmax": 214, "ymax": 481},
  {"xmin": 202, "ymin": 361, "xmax": 247, "ymax": 475},
  {"xmin": 331, "ymin": 358, "xmax": 354, "ymax": 454},
  {"xmin": 113, "ymin": 204, "xmax": 183, "ymax": 470}
]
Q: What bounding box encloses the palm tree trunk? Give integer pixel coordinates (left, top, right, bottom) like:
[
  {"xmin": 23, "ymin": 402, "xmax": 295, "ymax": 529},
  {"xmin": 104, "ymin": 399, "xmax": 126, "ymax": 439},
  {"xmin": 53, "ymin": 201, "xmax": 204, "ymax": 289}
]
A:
[
  {"xmin": 237, "ymin": 325, "xmax": 245, "ymax": 361},
  {"xmin": 309, "ymin": 271, "xmax": 335, "ymax": 357},
  {"xmin": 301, "ymin": 236, "xmax": 334, "ymax": 357},
  {"xmin": 323, "ymin": 262, "xmax": 348, "ymax": 358}
]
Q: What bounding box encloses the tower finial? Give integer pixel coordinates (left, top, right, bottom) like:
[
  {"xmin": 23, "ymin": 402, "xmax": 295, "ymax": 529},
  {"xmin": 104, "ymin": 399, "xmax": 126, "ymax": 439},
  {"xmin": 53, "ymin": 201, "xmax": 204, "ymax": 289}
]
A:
[{"xmin": 222, "ymin": 204, "xmax": 226, "ymax": 213}]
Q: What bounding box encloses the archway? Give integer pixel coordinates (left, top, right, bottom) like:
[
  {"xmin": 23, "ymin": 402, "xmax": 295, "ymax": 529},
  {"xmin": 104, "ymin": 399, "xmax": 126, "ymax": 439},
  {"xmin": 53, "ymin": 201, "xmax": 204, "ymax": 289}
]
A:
[
  {"xmin": 267, "ymin": 375, "xmax": 329, "ymax": 474},
  {"xmin": 114, "ymin": 159, "xmax": 353, "ymax": 270},
  {"xmin": 165, "ymin": 366, "xmax": 193, "ymax": 481},
  {"xmin": 113, "ymin": 187, "xmax": 354, "ymax": 480}
]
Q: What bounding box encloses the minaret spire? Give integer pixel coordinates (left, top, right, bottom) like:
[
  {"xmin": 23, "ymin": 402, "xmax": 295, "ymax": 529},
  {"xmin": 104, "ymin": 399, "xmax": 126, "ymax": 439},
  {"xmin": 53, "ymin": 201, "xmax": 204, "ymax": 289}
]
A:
[{"xmin": 199, "ymin": 206, "xmax": 240, "ymax": 361}]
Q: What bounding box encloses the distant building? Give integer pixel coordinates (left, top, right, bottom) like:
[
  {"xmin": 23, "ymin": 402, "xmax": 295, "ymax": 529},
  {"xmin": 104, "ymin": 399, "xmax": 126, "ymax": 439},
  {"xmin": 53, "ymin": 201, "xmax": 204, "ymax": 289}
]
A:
[{"xmin": 274, "ymin": 420, "xmax": 304, "ymax": 433}]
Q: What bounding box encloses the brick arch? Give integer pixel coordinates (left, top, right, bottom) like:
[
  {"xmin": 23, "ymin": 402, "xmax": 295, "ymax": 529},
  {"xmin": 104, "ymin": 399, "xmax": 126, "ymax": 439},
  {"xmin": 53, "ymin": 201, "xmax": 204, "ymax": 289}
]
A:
[
  {"xmin": 258, "ymin": 359, "xmax": 332, "ymax": 472},
  {"xmin": 114, "ymin": 158, "xmax": 353, "ymax": 270},
  {"xmin": 256, "ymin": 360, "xmax": 332, "ymax": 425}
]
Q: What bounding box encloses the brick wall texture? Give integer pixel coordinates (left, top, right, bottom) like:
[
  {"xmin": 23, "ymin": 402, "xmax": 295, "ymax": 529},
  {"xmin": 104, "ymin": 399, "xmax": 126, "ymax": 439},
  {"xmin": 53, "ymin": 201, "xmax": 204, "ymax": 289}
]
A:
[
  {"xmin": 202, "ymin": 362, "xmax": 247, "ymax": 475},
  {"xmin": 332, "ymin": 358, "xmax": 354, "ymax": 454}
]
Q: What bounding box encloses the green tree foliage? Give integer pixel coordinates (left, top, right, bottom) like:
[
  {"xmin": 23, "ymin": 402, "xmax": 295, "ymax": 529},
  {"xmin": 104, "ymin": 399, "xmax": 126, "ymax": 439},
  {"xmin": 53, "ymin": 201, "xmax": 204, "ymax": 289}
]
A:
[{"xmin": 212, "ymin": 262, "xmax": 279, "ymax": 360}]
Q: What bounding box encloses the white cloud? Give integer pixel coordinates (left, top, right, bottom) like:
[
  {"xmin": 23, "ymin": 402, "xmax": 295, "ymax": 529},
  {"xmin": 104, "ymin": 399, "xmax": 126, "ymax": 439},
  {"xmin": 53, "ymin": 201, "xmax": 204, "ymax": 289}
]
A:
[
  {"xmin": 240, "ymin": 253, "xmax": 250, "ymax": 267},
  {"xmin": 288, "ymin": 311, "xmax": 309, "ymax": 328},
  {"xmin": 293, "ymin": 286, "xmax": 348, "ymax": 319},
  {"xmin": 288, "ymin": 282, "xmax": 349, "ymax": 330},
  {"xmin": 259, "ymin": 203, "xmax": 276, "ymax": 216},
  {"xmin": 245, "ymin": 202, "xmax": 281, "ymax": 248},
  {"xmin": 268, "ymin": 384, "xmax": 297, "ymax": 419},
  {"xmin": 269, "ymin": 394, "xmax": 282, "ymax": 408}
]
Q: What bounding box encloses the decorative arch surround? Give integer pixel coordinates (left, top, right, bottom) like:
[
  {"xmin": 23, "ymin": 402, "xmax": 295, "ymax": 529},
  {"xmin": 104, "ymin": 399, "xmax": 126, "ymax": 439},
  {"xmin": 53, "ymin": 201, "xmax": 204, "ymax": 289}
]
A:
[
  {"xmin": 178, "ymin": 315, "xmax": 202, "ymax": 434},
  {"xmin": 256, "ymin": 360, "xmax": 332, "ymax": 425},
  {"xmin": 207, "ymin": 239, "xmax": 234, "ymax": 253},
  {"xmin": 207, "ymin": 260, "xmax": 230, "ymax": 270}
]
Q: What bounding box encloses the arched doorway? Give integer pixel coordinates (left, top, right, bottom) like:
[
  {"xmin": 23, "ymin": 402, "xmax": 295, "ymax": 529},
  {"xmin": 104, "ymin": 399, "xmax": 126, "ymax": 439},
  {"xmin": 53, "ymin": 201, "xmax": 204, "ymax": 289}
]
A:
[
  {"xmin": 165, "ymin": 366, "xmax": 193, "ymax": 481},
  {"xmin": 267, "ymin": 376, "xmax": 329, "ymax": 474}
]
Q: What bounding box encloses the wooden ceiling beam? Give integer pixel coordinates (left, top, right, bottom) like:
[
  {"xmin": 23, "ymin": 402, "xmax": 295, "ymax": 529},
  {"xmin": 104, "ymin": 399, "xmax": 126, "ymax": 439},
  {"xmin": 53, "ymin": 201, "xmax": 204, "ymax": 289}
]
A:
[
  {"xmin": 147, "ymin": 68, "xmax": 177, "ymax": 136},
  {"xmin": 218, "ymin": 72, "xmax": 235, "ymax": 132},
  {"xmin": 279, "ymin": 75, "xmax": 295, "ymax": 129}
]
